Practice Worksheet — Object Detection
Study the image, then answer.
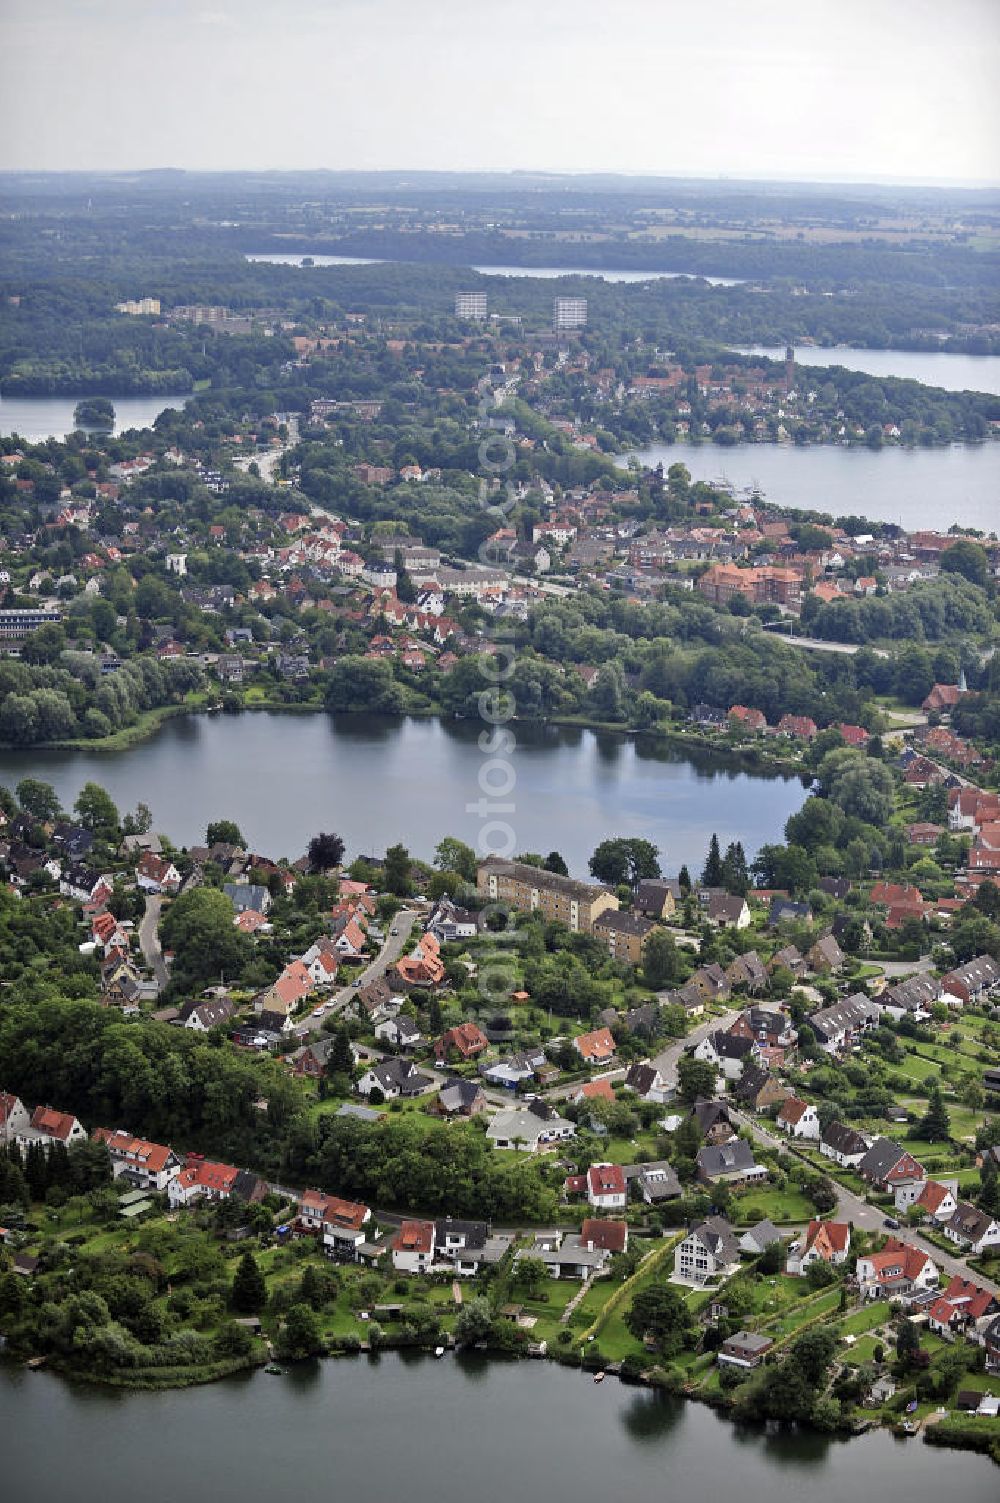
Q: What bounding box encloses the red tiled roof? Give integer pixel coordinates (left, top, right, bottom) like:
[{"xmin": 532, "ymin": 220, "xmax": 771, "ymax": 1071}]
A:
[{"xmin": 580, "ymin": 1218, "xmax": 628, "ymax": 1253}]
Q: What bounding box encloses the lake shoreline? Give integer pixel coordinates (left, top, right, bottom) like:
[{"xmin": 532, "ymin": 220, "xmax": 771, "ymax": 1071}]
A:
[
  {"xmin": 0, "ymin": 701, "xmax": 809, "ymax": 782},
  {"xmin": 7, "ymin": 1344, "xmax": 994, "ymax": 1463}
]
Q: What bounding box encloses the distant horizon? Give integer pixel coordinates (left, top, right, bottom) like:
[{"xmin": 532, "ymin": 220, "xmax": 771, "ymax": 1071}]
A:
[
  {"xmin": 2, "ymin": 165, "xmax": 998, "ymax": 194},
  {"xmin": 2, "ymin": 1, "xmax": 996, "ymax": 185}
]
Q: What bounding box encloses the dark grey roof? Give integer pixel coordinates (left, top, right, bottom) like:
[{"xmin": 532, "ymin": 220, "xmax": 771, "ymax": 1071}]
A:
[
  {"xmin": 691, "ymin": 1099, "xmax": 734, "ymax": 1138},
  {"xmin": 697, "ymin": 1139, "xmax": 760, "ymax": 1178},
  {"xmin": 689, "ymin": 1215, "xmax": 740, "ymax": 1264},
  {"xmin": 822, "ymin": 1121, "xmax": 870, "ymax": 1156},
  {"xmin": 734, "ymin": 1064, "xmax": 772, "ymax": 1103},
  {"xmin": 858, "ymin": 1137, "xmax": 909, "ymax": 1180}
]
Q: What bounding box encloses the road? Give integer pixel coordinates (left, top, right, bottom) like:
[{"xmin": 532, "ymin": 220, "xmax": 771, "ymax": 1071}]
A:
[
  {"xmin": 293, "ymin": 907, "xmax": 420, "ymax": 1039},
  {"xmin": 138, "ymin": 894, "xmax": 169, "ymax": 992},
  {"xmin": 761, "ymin": 628, "xmax": 889, "ymax": 660},
  {"xmin": 731, "ymin": 1107, "xmax": 1000, "ymax": 1299}
]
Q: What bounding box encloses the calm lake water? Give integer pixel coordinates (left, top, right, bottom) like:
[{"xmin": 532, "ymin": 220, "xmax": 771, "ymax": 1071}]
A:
[
  {"xmin": 243, "ymin": 252, "xmax": 742, "ymax": 284},
  {"xmin": 733, "ymin": 345, "xmax": 1000, "ymax": 397},
  {"xmin": 1, "ymin": 1356, "xmax": 994, "ymax": 1503},
  {"xmin": 619, "ymin": 441, "xmax": 1000, "ymax": 534},
  {"xmin": 0, "ymin": 712, "xmax": 805, "ymax": 874},
  {"xmin": 0, "ymin": 393, "xmax": 191, "ymax": 444}
]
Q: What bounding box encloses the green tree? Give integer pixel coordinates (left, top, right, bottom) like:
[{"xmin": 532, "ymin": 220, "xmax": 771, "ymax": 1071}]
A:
[
  {"xmin": 383, "ymin": 843, "xmax": 412, "ymax": 896},
  {"xmin": 16, "ymin": 778, "xmax": 62, "ymax": 821},
  {"xmin": 940, "ymin": 539, "xmax": 990, "ymax": 590},
  {"xmin": 434, "ymin": 837, "xmax": 477, "ymax": 883},
  {"xmin": 914, "ymin": 1083, "xmax": 950, "ymax": 1142},
  {"xmin": 231, "ymin": 1251, "xmax": 267, "ymax": 1313},
  {"xmin": 544, "ymin": 851, "xmax": 569, "ymax": 876},
  {"xmin": 455, "ymin": 1296, "xmax": 495, "ymax": 1346},
  {"xmin": 74, "ymin": 782, "xmax": 120, "ymax": 839},
  {"xmin": 702, "ymin": 834, "xmax": 723, "ymax": 887},
  {"xmin": 206, "ymin": 819, "xmax": 244, "ymax": 848},
  {"xmin": 589, "ymin": 837, "xmax": 660, "ymax": 890},
  {"xmin": 160, "ymin": 886, "xmax": 250, "ymax": 990},
  {"xmin": 643, "ymin": 929, "xmax": 682, "ymax": 989},
  {"xmin": 625, "ymin": 1282, "xmax": 692, "ymax": 1355},
  {"xmin": 277, "ymin": 1302, "xmax": 323, "ymax": 1360},
  {"xmin": 677, "ymin": 1056, "xmax": 718, "ymax": 1104}
]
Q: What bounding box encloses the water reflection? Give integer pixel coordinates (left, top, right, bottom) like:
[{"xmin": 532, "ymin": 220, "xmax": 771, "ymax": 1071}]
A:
[{"xmin": 618, "ymin": 1387, "xmax": 684, "ymax": 1443}]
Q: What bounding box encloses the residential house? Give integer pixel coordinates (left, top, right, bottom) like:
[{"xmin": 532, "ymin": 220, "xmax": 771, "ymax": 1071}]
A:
[
  {"xmin": 734, "ymin": 1066, "xmax": 790, "ymax": 1114},
  {"xmin": 485, "ymin": 1100, "xmax": 575, "ymax": 1153},
  {"xmin": 820, "ymin": 1122, "xmax": 871, "ymax": 1169},
  {"xmin": 183, "ymin": 998, "xmax": 236, "ymax": 1032},
  {"xmin": 375, "ymin": 1015, "xmax": 424, "ymax": 1051},
  {"xmin": 136, "ymin": 852, "xmax": 182, "ymax": 894},
  {"xmin": 690, "ymin": 1098, "xmax": 736, "ymax": 1144},
  {"xmin": 586, "ymin": 1162, "xmax": 628, "ymax": 1211},
  {"xmin": 634, "ymin": 879, "xmax": 678, "ymax": 920},
  {"xmin": 391, "ymin": 1220, "xmax": 436, "ymax": 1274},
  {"xmin": 623, "ymin": 1160, "xmax": 682, "ymax": 1205},
  {"xmin": 0, "ymin": 1092, "xmax": 30, "ymax": 1144},
  {"xmin": 856, "ymin": 1238, "xmax": 939, "ymax": 1300},
  {"xmin": 426, "ymin": 898, "xmax": 478, "ymax": 942},
  {"xmin": 769, "ymin": 943, "xmax": 807, "ymax": 976},
  {"xmin": 623, "ymin": 1061, "xmax": 671, "ymax": 1104},
  {"xmin": 357, "ymin": 1057, "xmax": 434, "ymax": 1101},
  {"xmin": 223, "ymin": 882, "xmax": 272, "ymax": 915},
  {"xmin": 435, "ymin": 1022, "xmax": 489, "ymax": 1063},
  {"xmin": 696, "ymin": 1139, "xmax": 767, "ymax": 1188},
  {"xmin": 431, "ymin": 1079, "xmax": 487, "ymax": 1117},
  {"xmin": 944, "ymin": 1203, "xmax": 1000, "ymax": 1256},
  {"xmin": 776, "ymin": 1096, "xmax": 820, "ymax": 1139},
  {"xmin": 905, "ymin": 1179, "xmax": 959, "ymax": 1223},
  {"xmin": 17, "ymin": 1106, "xmax": 87, "ymax": 1151},
  {"xmin": 729, "ymin": 1006, "xmax": 795, "ymax": 1048},
  {"xmin": 167, "ymin": 1158, "xmax": 241, "ymax": 1208},
  {"xmin": 706, "ymin": 894, "xmax": 751, "ymax": 929},
  {"xmin": 810, "ymin": 994, "xmax": 881, "ymax": 1054},
  {"xmin": 674, "ymin": 1216, "xmax": 741, "ymax": 1285},
  {"xmin": 693, "ymin": 1029, "xmax": 759, "ymax": 1081},
  {"xmin": 941, "ymin": 956, "xmax": 1000, "ymax": 1007},
  {"xmin": 769, "ymin": 899, "xmax": 813, "ymax": 929},
  {"xmin": 92, "ymin": 1128, "xmax": 181, "ymax": 1191},
  {"xmin": 593, "ymin": 908, "xmax": 656, "ymax": 964},
  {"xmin": 719, "ymin": 1332, "xmax": 774, "ymax": 1369},
  {"xmin": 927, "ymin": 1276, "xmax": 996, "ymax": 1338},
  {"xmin": 807, "ymin": 934, "xmax": 844, "ymax": 974},
  {"xmin": 321, "ymin": 1197, "xmax": 372, "ymax": 1261},
  {"xmin": 738, "ymin": 1219, "xmax": 783, "ymax": 1257},
  {"xmin": 787, "ymin": 1220, "xmax": 851, "ymax": 1276},
  {"xmin": 725, "ymin": 953, "xmax": 770, "ymax": 995},
  {"xmin": 573, "ymin": 1026, "xmax": 616, "ymax": 1067},
  {"xmin": 858, "ymin": 1139, "xmax": 926, "ymax": 1192}
]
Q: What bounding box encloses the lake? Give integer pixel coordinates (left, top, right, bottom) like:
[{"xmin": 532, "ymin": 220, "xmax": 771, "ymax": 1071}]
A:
[
  {"xmin": 1, "ymin": 1356, "xmax": 994, "ymax": 1503},
  {"xmin": 0, "ymin": 393, "xmax": 191, "ymax": 444},
  {"xmin": 619, "ymin": 440, "xmax": 1000, "ymax": 534},
  {"xmin": 243, "ymin": 251, "xmax": 742, "ymax": 284},
  {"xmin": 732, "ymin": 345, "xmax": 1000, "ymax": 397},
  {"xmin": 0, "ymin": 712, "xmax": 805, "ymax": 875}
]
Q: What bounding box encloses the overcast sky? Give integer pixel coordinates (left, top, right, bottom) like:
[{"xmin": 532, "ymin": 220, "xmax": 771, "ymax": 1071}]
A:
[{"xmin": 2, "ymin": 0, "xmax": 998, "ymax": 184}]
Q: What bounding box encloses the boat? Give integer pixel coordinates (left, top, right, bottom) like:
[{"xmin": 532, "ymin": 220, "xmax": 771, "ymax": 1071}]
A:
[
  {"xmin": 434, "ymin": 1346, "xmax": 445, "ymax": 1358},
  {"xmin": 593, "ymin": 1371, "xmax": 605, "ymax": 1383},
  {"xmin": 265, "ymin": 1364, "xmax": 286, "ymax": 1376}
]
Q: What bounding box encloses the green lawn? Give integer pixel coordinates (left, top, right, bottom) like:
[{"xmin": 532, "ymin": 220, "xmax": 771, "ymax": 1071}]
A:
[
  {"xmin": 731, "ymin": 1187, "xmax": 814, "ymax": 1225},
  {"xmin": 839, "ymin": 1300, "xmax": 890, "ymax": 1336}
]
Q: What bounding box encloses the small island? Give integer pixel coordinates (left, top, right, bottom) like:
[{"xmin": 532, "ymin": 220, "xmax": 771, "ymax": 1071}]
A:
[{"xmin": 73, "ymin": 397, "xmax": 116, "ymax": 430}]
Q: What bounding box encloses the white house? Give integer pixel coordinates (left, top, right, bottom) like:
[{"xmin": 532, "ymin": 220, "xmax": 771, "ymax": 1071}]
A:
[
  {"xmin": 92, "ymin": 1128, "xmax": 182, "ymax": 1192},
  {"xmin": 856, "ymin": 1240, "xmax": 939, "ymax": 1300},
  {"xmin": 693, "ymin": 1030, "xmax": 759, "ymax": 1081},
  {"xmin": 776, "ymin": 1096, "xmax": 820, "ymax": 1140},
  {"xmin": 944, "ymin": 1204, "xmax": 1000, "ymax": 1257},
  {"xmin": 899, "ymin": 1178, "xmax": 958, "ymax": 1221},
  {"xmin": 17, "ymin": 1105, "xmax": 88, "ymax": 1151},
  {"xmin": 486, "ymin": 1104, "xmax": 575, "ymax": 1153},
  {"xmin": 586, "ymin": 1162, "xmax": 628, "ymax": 1211},
  {"xmin": 787, "ymin": 1220, "xmax": 851, "ymax": 1276},
  {"xmin": 673, "ymin": 1216, "xmax": 740, "ymax": 1286},
  {"xmin": 391, "ymin": 1219, "xmax": 435, "ymax": 1273},
  {"xmin": 0, "ymin": 1092, "xmax": 30, "ymax": 1144},
  {"xmin": 820, "ymin": 1122, "xmax": 870, "ymax": 1168},
  {"xmin": 374, "ymin": 1015, "xmax": 423, "ymax": 1051}
]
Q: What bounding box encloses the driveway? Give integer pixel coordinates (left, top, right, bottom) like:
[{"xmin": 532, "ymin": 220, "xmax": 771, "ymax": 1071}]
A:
[
  {"xmin": 139, "ymin": 893, "xmax": 169, "ymax": 992},
  {"xmin": 731, "ymin": 1106, "xmax": 1000, "ymax": 1299},
  {"xmin": 293, "ymin": 906, "xmax": 420, "ymax": 1039}
]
